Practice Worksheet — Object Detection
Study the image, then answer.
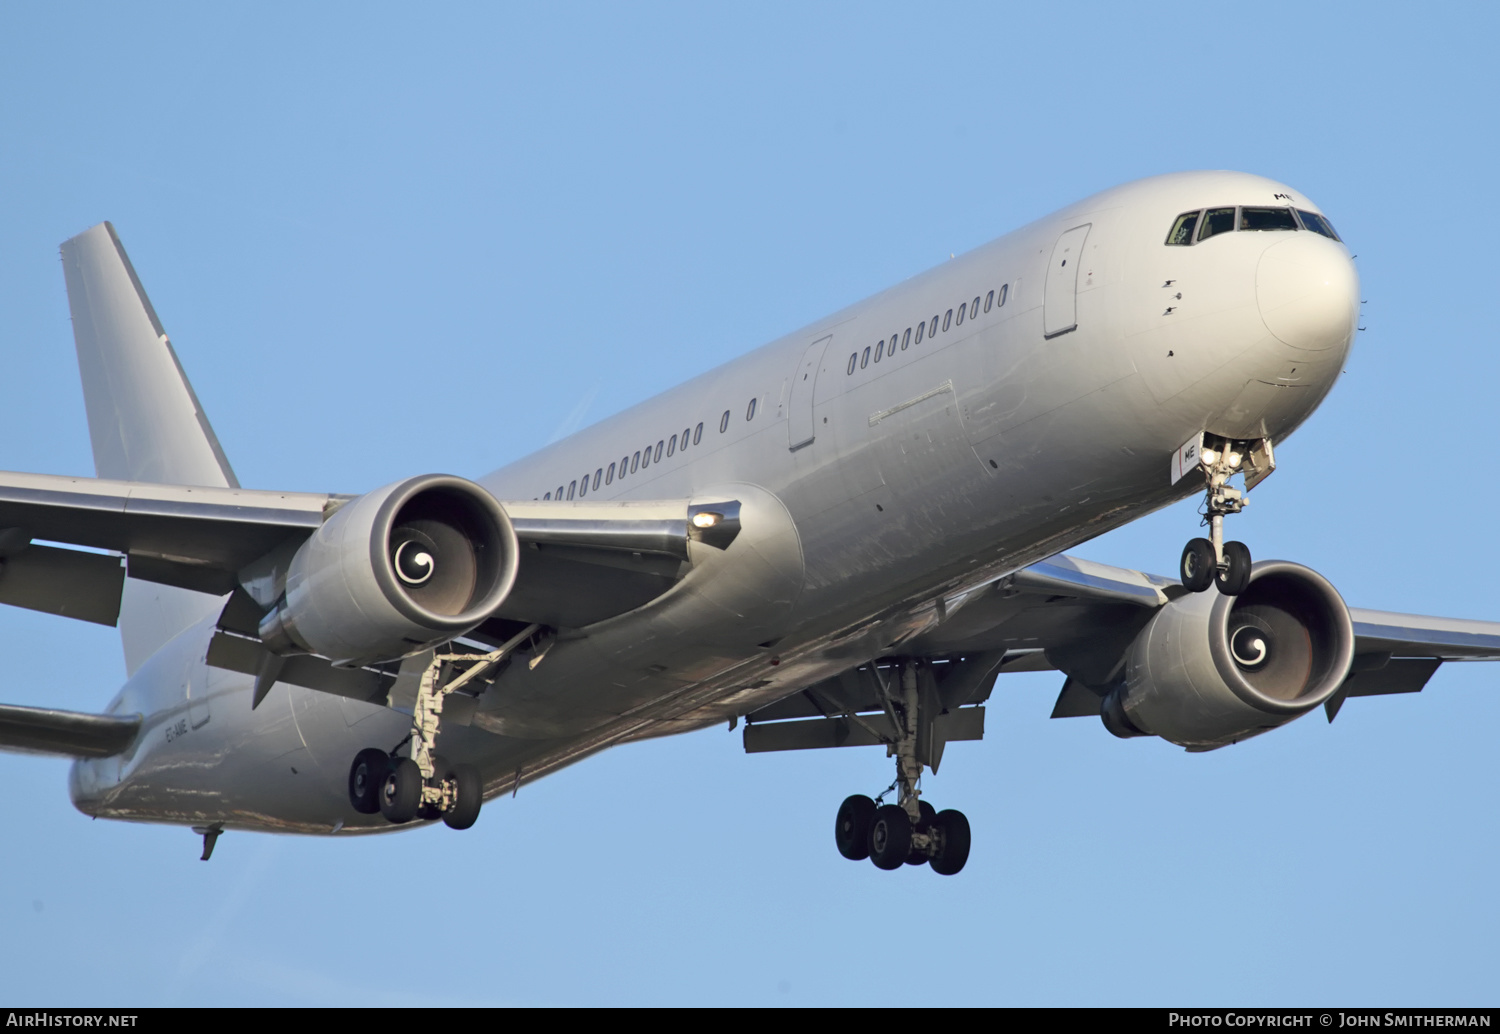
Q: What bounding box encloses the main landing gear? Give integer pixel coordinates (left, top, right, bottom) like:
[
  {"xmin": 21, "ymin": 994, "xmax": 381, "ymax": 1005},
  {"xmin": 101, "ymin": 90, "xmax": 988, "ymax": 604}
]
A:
[
  {"xmin": 832, "ymin": 660, "xmax": 972, "ymax": 875},
  {"xmin": 1178, "ymin": 434, "xmax": 1275, "ymax": 597},
  {"xmin": 346, "ymin": 624, "xmax": 539, "ymax": 830}
]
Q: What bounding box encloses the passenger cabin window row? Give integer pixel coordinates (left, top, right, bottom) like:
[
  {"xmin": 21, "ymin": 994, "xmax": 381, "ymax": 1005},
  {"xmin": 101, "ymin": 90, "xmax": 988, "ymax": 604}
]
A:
[
  {"xmin": 540, "ymin": 392, "xmax": 764, "ymax": 499},
  {"xmin": 1165, "ymin": 206, "xmax": 1341, "ymax": 246},
  {"xmin": 846, "ymin": 282, "xmax": 1009, "ymax": 376}
]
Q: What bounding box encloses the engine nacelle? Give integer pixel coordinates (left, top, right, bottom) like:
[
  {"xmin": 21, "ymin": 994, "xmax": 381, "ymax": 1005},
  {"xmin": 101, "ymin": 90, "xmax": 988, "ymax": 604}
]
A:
[
  {"xmin": 258, "ymin": 475, "xmax": 519, "ymax": 666},
  {"xmin": 1102, "ymin": 561, "xmax": 1354, "ymax": 750}
]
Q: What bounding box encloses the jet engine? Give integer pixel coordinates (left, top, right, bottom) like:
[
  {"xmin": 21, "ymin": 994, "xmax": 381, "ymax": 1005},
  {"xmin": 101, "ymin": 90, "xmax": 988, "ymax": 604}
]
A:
[
  {"xmin": 257, "ymin": 475, "xmax": 519, "ymax": 666},
  {"xmin": 1101, "ymin": 561, "xmax": 1354, "ymax": 750}
]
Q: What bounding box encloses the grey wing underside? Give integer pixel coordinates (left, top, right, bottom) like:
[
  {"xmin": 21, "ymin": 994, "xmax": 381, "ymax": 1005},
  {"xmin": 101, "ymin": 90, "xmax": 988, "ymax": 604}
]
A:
[
  {"xmin": 742, "ymin": 554, "xmax": 1500, "ymax": 747},
  {"xmin": 915, "ymin": 556, "xmax": 1500, "ymax": 722},
  {"xmin": 0, "ymin": 470, "xmax": 700, "ymax": 629}
]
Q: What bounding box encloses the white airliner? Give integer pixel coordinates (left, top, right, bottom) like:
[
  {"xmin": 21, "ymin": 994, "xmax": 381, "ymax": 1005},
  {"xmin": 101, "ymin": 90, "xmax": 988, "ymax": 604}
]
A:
[{"xmin": 3, "ymin": 170, "xmax": 1494, "ymax": 873}]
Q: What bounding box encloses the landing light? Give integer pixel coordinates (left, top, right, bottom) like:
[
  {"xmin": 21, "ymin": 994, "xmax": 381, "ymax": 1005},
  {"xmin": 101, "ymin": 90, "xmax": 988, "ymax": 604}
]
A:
[
  {"xmin": 692, "ymin": 512, "xmax": 722, "ymax": 529},
  {"xmin": 1227, "ymin": 452, "xmax": 1242, "ymax": 468},
  {"xmin": 1200, "ymin": 448, "xmax": 1219, "ymax": 466}
]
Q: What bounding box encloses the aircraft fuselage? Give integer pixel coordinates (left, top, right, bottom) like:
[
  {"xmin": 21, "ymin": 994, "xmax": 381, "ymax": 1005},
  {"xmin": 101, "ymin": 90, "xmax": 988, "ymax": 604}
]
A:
[{"xmin": 70, "ymin": 170, "xmax": 1359, "ymax": 834}]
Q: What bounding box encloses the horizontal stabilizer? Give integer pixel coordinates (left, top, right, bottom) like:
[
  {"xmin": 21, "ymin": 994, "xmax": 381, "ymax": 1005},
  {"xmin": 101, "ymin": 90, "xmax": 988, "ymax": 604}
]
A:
[{"xmin": 0, "ymin": 702, "xmax": 140, "ymax": 758}]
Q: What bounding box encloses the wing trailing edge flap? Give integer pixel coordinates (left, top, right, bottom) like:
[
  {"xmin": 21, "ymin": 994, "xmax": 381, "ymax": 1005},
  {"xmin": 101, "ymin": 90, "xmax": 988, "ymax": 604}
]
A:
[
  {"xmin": 741, "ymin": 653, "xmax": 1003, "ymax": 771},
  {"xmin": 0, "ymin": 702, "xmax": 140, "ymax": 758}
]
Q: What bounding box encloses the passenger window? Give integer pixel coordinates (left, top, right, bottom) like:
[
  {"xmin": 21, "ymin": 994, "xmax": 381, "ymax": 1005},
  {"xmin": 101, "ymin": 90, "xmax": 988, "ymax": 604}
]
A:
[
  {"xmin": 593, "ymin": 468, "xmax": 602, "ymax": 490},
  {"xmin": 641, "ymin": 445, "xmax": 651, "ymax": 469},
  {"xmin": 606, "ymin": 462, "xmax": 615, "ymax": 485},
  {"xmin": 861, "ymin": 347, "xmax": 870, "ymax": 368},
  {"xmin": 544, "ymin": 491, "xmax": 552, "ymax": 500},
  {"xmin": 1198, "ymin": 207, "xmax": 1236, "ymax": 241},
  {"xmin": 621, "ymin": 455, "xmax": 629, "ymax": 477},
  {"xmin": 694, "ymin": 422, "xmax": 703, "ymax": 445},
  {"xmin": 579, "ymin": 473, "xmax": 589, "ymax": 497},
  {"xmin": 902, "ymin": 327, "xmax": 911, "ymax": 349},
  {"xmin": 956, "ymin": 302, "xmax": 966, "ymax": 326},
  {"xmin": 1166, "ymin": 211, "xmax": 1201, "ymax": 245},
  {"xmin": 972, "ymin": 295, "xmax": 981, "ymax": 316},
  {"xmin": 720, "ymin": 410, "xmax": 730, "ymax": 433},
  {"xmin": 632, "ymin": 451, "xmax": 640, "ymax": 473},
  {"xmin": 847, "ymin": 353, "xmax": 857, "ymax": 375},
  {"xmin": 746, "ymin": 398, "xmax": 757, "ymax": 421},
  {"xmin": 1239, "ymin": 207, "xmax": 1297, "ymax": 231},
  {"xmin": 556, "ymin": 485, "xmax": 564, "ymax": 499},
  {"xmin": 567, "ymin": 480, "xmax": 577, "ymax": 500},
  {"xmin": 874, "ymin": 340, "xmax": 884, "ymax": 362},
  {"xmin": 998, "ymin": 283, "xmax": 1007, "ymax": 307},
  {"xmin": 984, "ymin": 290, "xmax": 994, "ymax": 312},
  {"xmin": 943, "ymin": 309, "xmax": 952, "ymax": 332},
  {"xmin": 914, "ymin": 322, "xmax": 924, "ymax": 345},
  {"xmin": 681, "ymin": 427, "xmax": 690, "ymax": 449},
  {"xmin": 667, "ymin": 434, "xmax": 677, "ymax": 457},
  {"xmin": 1296, "ymin": 209, "xmax": 1341, "ymax": 241},
  {"xmin": 654, "ymin": 440, "xmax": 664, "ymax": 462}
]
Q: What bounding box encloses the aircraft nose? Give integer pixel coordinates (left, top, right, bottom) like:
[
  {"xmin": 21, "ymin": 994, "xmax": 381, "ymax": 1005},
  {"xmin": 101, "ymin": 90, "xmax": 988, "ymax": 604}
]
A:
[{"xmin": 1256, "ymin": 235, "xmax": 1359, "ymax": 351}]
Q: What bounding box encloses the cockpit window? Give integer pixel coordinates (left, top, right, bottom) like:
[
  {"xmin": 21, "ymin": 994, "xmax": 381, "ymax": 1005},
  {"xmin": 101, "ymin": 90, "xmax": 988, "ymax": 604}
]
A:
[
  {"xmin": 1198, "ymin": 207, "xmax": 1236, "ymax": 241},
  {"xmin": 1240, "ymin": 207, "xmax": 1298, "ymax": 231},
  {"xmin": 1295, "ymin": 209, "xmax": 1341, "ymax": 241},
  {"xmin": 1166, "ymin": 211, "xmax": 1200, "ymax": 245}
]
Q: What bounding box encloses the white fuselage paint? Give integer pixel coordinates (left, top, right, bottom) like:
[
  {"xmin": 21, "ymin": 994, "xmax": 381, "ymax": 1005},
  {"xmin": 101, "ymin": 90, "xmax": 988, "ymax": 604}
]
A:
[{"xmin": 70, "ymin": 171, "xmax": 1359, "ymax": 835}]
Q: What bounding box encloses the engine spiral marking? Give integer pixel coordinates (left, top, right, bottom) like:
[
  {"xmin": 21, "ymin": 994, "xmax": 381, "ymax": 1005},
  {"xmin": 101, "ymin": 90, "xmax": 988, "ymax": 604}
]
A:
[{"xmin": 393, "ymin": 539, "xmax": 436, "ymax": 586}]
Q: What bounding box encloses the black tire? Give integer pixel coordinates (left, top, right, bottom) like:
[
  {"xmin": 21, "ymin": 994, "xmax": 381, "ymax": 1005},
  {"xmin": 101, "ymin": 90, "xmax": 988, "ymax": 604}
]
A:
[
  {"xmin": 835, "ymin": 795, "xmax": 876, "ymax": 860},
  {"xmin": 869, "ymin": 804, "xmax": 912, "ymax": 871},
  {"xmin": 929, "ymin": 809, "xmax": 972, "ymax": 876},
  {"xmin": 1216, "ymin": 540, "xmax": 1252, "ymax": 596},
  {"xmin": 441, "ymin": 762, "xmax": 482, "ymax": 830},
  {"xmin": 1180, "ymin": 537, "xmax": 1215, "ymax": 593},
  {"xmin": 907, "ymin": 800, "xmax": 938, "ymax": 865},
  {"xmin": 347, "ymin": 748, "xmax": 389, "ymax": 815},
  {"xmin": 379, "ymin": 757, "xmax": 422, "ymax": 824}
]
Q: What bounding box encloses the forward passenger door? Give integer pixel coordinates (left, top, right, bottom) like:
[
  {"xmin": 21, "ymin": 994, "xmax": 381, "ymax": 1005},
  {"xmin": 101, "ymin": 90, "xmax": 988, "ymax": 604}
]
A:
[{"xmin": 1044, "ymin": 224, "xmax": 1091, "ymax": 338}]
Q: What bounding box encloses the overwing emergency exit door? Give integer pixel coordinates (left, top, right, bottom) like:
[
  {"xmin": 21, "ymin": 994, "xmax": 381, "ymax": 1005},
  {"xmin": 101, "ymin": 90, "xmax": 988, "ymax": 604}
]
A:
[{"xmin": 1043, "ymin": 223, "xmax": 1091, "ymax": 338}]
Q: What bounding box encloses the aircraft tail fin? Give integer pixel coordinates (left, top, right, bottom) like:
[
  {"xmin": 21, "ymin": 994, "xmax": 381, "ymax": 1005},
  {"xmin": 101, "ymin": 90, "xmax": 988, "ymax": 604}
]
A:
[
  {"xmin": 59, "ymin": 223, "xmax": 239, "ymax": 673},
  {"xmin": 59, "ymin": 222, "xmax": 239, "ymax": 488}
]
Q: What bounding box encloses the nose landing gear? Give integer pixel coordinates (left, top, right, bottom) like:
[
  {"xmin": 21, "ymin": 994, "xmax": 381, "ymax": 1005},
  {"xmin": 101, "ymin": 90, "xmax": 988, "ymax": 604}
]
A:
[
  {"xmin": 832, "ymin": 660, "xmax": 972, "ymax": 875},
  {"xmin": 1177, "ymin": 434, "xmax": 1275, "ymax": 597}
]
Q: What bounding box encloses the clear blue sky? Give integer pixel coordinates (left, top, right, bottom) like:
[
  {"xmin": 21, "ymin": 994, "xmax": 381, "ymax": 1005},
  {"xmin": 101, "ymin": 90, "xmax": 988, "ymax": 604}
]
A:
[{"xmin": 1, "ymin": 1, "xmax": 1496, "ymax": 1006}]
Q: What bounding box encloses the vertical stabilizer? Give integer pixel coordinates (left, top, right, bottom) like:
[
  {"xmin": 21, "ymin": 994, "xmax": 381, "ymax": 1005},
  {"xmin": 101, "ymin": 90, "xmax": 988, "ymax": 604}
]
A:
[
  {"xmin": 60, "ymin": 223, "xmax": 239, "ymax": 488},
  {"xmin": 59, "ymin": 223, "xmax": 239, "ymax": 673}
]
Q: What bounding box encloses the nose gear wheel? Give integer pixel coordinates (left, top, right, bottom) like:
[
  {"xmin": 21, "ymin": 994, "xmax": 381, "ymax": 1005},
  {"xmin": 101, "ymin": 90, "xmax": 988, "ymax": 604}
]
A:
[{"xmin": 1178, "ymin": 433, "xmax": 1273, "ymax": 597}]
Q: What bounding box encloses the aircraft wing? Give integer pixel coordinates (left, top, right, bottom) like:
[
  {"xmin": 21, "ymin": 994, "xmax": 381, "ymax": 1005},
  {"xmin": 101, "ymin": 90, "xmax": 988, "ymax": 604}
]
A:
[
  {"xmin": 0, "ymin": 468, "xmax": 705, "ymax": 632},
  {"xmin": 0, "ymin": 702, "xmax": 141, "ymax": 758},
  {"xmin": 910, "ymin": 555, "xmax": 1500, "ymax": 721},
  {"xmin": 742, "ymin": 553, "xmax": 1500, "ymax": 754}
]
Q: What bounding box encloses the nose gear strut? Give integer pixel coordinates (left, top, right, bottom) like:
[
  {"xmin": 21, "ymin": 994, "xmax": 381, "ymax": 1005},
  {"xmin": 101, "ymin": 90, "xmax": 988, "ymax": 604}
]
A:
[{"xmin": 1177, "ymin": 433, "xmax": 1275, "ymax": 596}]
